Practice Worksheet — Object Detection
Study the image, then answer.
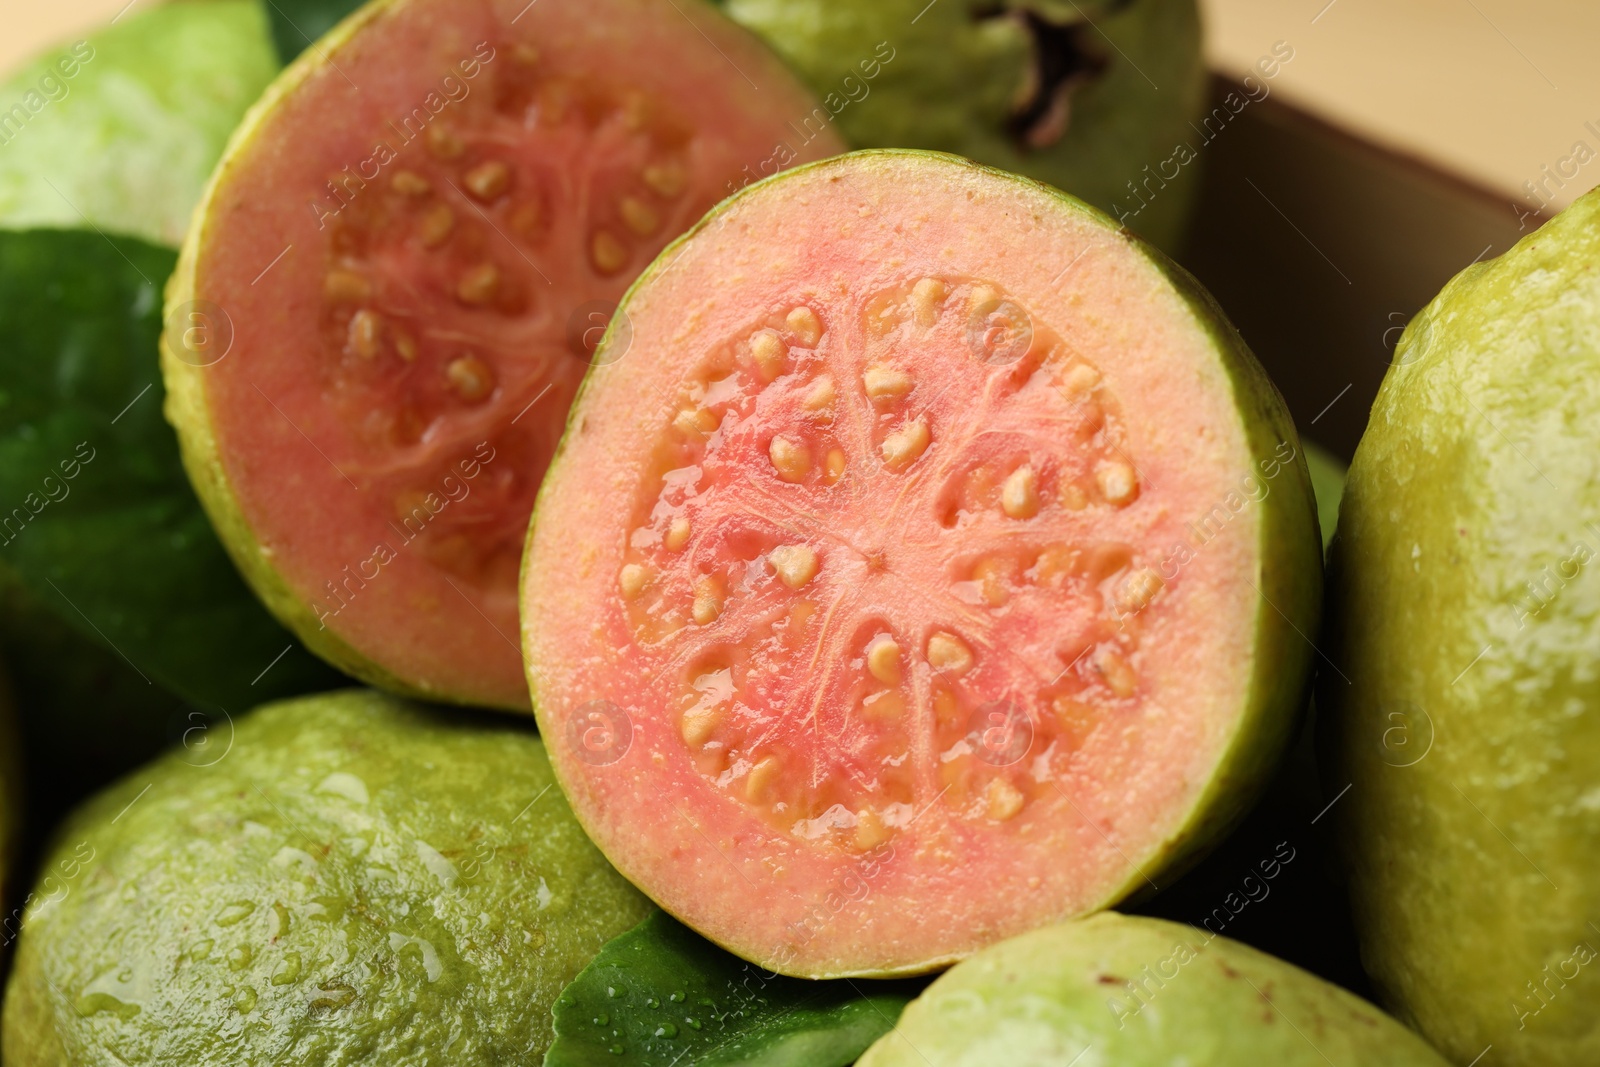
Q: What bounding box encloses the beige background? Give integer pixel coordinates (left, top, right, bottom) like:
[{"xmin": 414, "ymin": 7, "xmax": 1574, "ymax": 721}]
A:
[{"xmin": 5, "ymin": 0, "xmax": 1599, "ymax": 210}]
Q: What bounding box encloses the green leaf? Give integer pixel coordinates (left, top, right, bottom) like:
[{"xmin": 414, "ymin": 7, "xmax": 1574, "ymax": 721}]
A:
[
  {"xmin": 545, "ymin": 912, "xmax": 918, "ymax": 1067},
  {"xmin": 265, "ymin": 0, "xmax": 368, "ymax": 64},
  {"xmin": 0, "ymin": 228, "xmax": 346, "ymax": 711},
  {"xmin": 0, "ymin": 0, "xmax": 278, "ymax": 247}
]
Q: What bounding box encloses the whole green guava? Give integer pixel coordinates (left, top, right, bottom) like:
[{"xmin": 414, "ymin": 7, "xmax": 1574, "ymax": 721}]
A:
[
  {"xmin": 857, "ymin": 912, "xmax": 1450, "ymax": 1066},
  {"xmin": 717, "ymin": 0, "xmax": 1208, "ymax": 251},
  {"xmin": 0, "ymin": 0, "xmax": 278, "ymax": 245},
  {"xmin": 1322, "ymin": 186, "xmax": 1600, "ymax": 1066},
  {"xmin": 1, "ymin": 689, "xmax": 653, "ymax": 1066}
]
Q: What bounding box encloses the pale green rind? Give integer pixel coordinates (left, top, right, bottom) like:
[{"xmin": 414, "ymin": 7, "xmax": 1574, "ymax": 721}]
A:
[
  {"xmin": 159, "ymin": 0, "xmax": 483, "ymax": 710},
  {"xmin": 0, "ymin": 0, "xmax": 278, "ymax": 246},
  {"xmin": 857, "ymin": 913, "xmax": 1451, "ymax": 1066},
  {"xmin": 527, "ymin": 149, "xmax": 1322, "ymax": 969},
  {"xmin": 718, "ymin": 0, "xmax": 1206, "ymax": 251},
  {"xmin": 1322, "ymin": 186, "xmax": 1600, "ymax": 1066},
  {"xmin": 0, "ymin": 688, "xmax": 653, "ymax": 1066}
]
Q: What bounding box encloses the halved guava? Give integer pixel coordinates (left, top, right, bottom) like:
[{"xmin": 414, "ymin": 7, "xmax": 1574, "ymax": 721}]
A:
[
  {"xmin": 523, "ymin": 150, "xmax": 1322, "ymax": 977},
  {"xmin": 162, "ymin": 0, "xmax": 844, "ymax": 710}
]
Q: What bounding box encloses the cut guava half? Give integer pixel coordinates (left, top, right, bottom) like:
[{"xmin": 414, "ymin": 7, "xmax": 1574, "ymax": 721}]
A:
[
  {"xmin": 523, "ymin": 150, "xmax": 1322, "ymax": 976},
  {"xmin": 162, "ymin": 0, "xmax": 844, "ymax": 710}
]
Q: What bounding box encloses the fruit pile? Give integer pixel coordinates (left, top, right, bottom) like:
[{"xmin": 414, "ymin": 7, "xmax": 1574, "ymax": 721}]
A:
[{"xmin": 0, "ymin": 1, "xmax": 1591, "ymax": 1065}]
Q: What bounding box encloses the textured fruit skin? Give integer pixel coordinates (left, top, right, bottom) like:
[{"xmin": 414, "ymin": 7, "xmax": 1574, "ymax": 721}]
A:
[
  {"xmin": 1321, "ymin": 187, "xmax": 1600, "ymax": 1065},
  {"xmin": 718, "ymin": 0, "xmax": 1206, "ymax": 251},
  {"xmin": 0, "ymin": 689, "xmax": 652, "ymax": 1066},
  {"xmin": 525, "ymin": 149, "xmax": 1322, "ymax": 975},
  {"xmin": 857, "ymin": 912, "xmax": 1451, "ymax": 1066},
  {"xmin": 0, "ymin": 0, "xmax": 277, "ymax": 246}
]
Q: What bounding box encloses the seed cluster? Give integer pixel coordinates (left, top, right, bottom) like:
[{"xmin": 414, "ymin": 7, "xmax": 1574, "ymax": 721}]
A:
[
  {"xmin": 613, "ymin": 276, "xmax": 1163, "ymax": 850},
  {"xmin": 310, "ymin": 40, "xmax": 699, "ymax": 584}
]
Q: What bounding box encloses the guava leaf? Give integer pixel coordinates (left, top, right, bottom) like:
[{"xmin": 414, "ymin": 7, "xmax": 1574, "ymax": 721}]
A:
[
  {"xmin": 0, "ymin": 0, "xmax": 278, "ymax": 247},
  {"xmin": 265, "ymin": 0, "xmax": 367, "ymax": 63},
  {"xmin": 545, "ymin": 912, "xmax": 917, "ymax": 1067},
  {"xmin": 0, "ymin": 228, "xmax": 346, "ymax": 711}
]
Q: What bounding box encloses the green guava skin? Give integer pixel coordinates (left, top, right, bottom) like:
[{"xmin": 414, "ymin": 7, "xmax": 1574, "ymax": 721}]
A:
[
  {"xmin": 857, "ymin": 912, "xmax": 1450, "ymax": 1066},
  {"xmin": 718, "ymin": 0, "xmax": 1206, "ymax": 252},
  {"xmin": 1321, "ymin": 186, "xmax": 1600, "ymax": 1065},
  {"xmin": 0, "ymin": 689, "xmax": 653, "ymax": 1066},
  {"xmin": 1303, "ymin": 440, "xmax": 1346, "ymax": 551},
  {"xmin": 0, "ymin": 0, "xmax": 278, "ymax": 246}
]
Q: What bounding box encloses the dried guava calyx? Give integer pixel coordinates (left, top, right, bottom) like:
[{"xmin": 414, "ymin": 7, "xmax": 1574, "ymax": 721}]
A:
[
  {"xmin": 523, "ymin": 150, "xmax": 1322, "ymax": 977},
  {"xmin": 161, "ymin": 0, "xmax": 843, "ymax": 711}
]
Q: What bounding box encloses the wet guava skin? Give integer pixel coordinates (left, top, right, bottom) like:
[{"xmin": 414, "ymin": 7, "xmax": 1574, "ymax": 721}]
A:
[
  {"xmin": 718, "ymin": 0, "xmax": 1206, "ymax": 251},
  {"xmin": 1321, "ymin": 187, "xmax": 1600, "ymax": 1065},
  {"xmin": 0, "ymin": 689, "xmax": 653, "ymax": 1066},
  {"xmin": 857, "ymin": 912, "xmax": 1450, "ymax": 1066}
]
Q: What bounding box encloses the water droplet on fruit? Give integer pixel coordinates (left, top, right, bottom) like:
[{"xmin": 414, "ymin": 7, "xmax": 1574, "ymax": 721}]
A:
[
  {"xmin": 687, "ymin": 1017, "xmax": 703, "ymax": 1031},
  {"xmin": 657, "ymin": 1022, "xmax": 679, "ymax": 1038},
  {"xmin": 594, "ymin": 1012, "xmax": 610, "ymax": 1025}
]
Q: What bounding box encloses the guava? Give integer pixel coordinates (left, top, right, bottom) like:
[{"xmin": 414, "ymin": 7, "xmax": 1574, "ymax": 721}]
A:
[
  {"xmin": 1321, "ymin": 185, "xmax": 1600, "ymax": 1065},
  {"xmin": 0, "ymin": 688, "xmax": 653, "ymax": 1066},
  {"xmin": 856, "ymin": 912, "xmax": 1451, "ymax": 1065},
  {"xmin": 523, "ymin": 149, "xmax": 1322, "ymax": 977},
  {"xmin": 0, "ymin": 0, "xmax": 278, "ymax": 246},
  {"xmin": 717, "ymin": 0, "xmax": 1208, "ymax": 251},
  {"xmin": 1303, "ymin": 439, "xmax": 1346, "ymax": 551},
  {"xmin": 162, "ymin": 0, "xmax": 845, "ymax": 711}
]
